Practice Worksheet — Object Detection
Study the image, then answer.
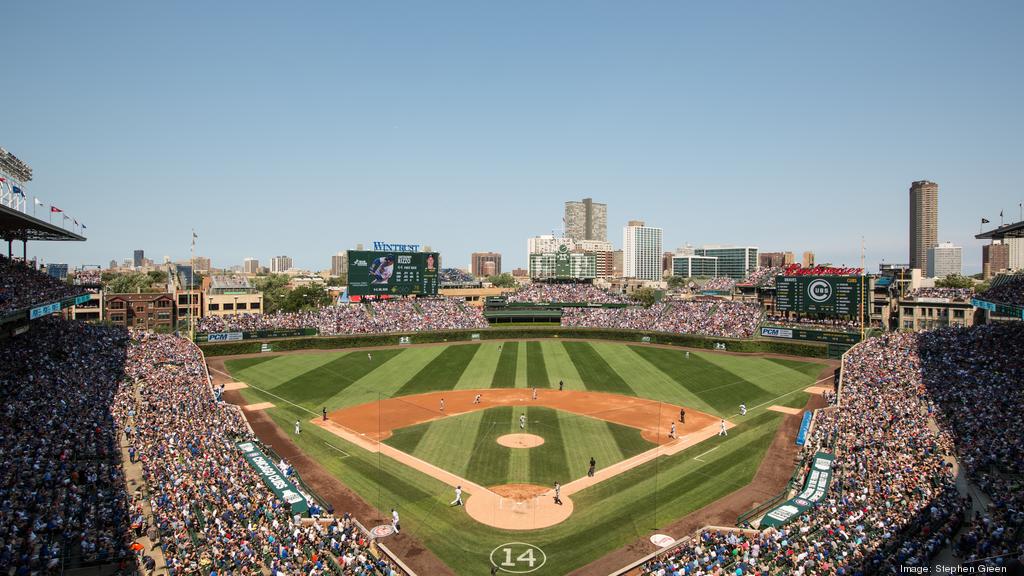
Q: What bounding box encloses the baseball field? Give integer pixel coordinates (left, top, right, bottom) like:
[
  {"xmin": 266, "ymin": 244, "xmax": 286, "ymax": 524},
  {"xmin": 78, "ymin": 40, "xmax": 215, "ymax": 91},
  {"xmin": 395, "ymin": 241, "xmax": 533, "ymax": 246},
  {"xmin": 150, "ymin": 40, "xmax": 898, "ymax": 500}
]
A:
[{"xmin": 219, "ymin": 340, "xmax": 829, "ymax": 575}]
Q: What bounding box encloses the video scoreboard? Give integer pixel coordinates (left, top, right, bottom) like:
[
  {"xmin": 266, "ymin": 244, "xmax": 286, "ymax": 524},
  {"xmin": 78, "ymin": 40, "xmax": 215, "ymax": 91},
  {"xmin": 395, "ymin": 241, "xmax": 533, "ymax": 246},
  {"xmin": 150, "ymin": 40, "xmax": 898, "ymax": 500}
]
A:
[
  {"xmin": 775, "ymin": 275, "xmax": 866, "ymax": 316},
  {"xmin": 347, "ymin": 250, "xmax": 439, "ymax": 296}
]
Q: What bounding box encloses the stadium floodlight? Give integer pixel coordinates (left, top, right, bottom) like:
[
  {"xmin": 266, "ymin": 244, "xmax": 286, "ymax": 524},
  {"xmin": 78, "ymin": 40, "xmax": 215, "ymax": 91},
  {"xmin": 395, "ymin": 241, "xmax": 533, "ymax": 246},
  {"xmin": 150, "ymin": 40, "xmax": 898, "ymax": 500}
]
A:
[{"xmin": 0, "ymin": 146, "xmax": 34, "ymax": 182}]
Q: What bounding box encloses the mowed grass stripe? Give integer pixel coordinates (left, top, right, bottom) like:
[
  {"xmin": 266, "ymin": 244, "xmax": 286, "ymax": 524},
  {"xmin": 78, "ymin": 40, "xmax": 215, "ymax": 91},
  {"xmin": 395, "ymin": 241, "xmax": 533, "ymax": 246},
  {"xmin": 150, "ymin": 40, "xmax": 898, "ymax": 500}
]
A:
[
  {"xmin": 526, "ymin": 407, "xmax": 572, "ymax": 485},
  {"xmin": 490, "ymin": 343, "xmax": 518, "ymax": 388},
  {"xmin": 227, "ymin": 352, "xmax": 345, "ymax": 390},
  {"xmin": 697, "ymin": 353, "xmax": 812, "ymax": 400},
  {"xmin": 593, "ymin": 343, "xmax": 717, "ymax": 414},
  {"xmin": 454, "ymin": 343, "xmax": 502, "ymax": 390},
  {"xmin": 464, "ymin": 406, "xmax": 513, "ymax": 486},
  {"xmin": 559, "ymin": 416, "xmax": 628, "ymax": 480},
  {"xmin": 274, "ymin": 349, "xmax": 405, "ymax": 408},
  {"xmin": 394, "ymin": 410, "xmax": 487, "ymax": 476},
  {"xmin": 607, "ymin": 419, "xmax": 655, "ymax": 460},
  {"xmin": 526, "ymin": 342, "xmax": 551, "ymax": 389},
  {"xmin": 540, "ymin": 340, "xmax": 583, "ymax": 391},
  {"xmin": 222, "ymin": 355, "xmax": 276, "ymax": 374},
  {"xmin": 561, "ymin": 342, "xmax": 635, "ymax": 395},
  {"xmin": 393, "ymin": 344, "xmax": 481, "ymax": 397},
  {"xmin": 628, "ymin": 347, "xmax": 771, "ymax": 414}
]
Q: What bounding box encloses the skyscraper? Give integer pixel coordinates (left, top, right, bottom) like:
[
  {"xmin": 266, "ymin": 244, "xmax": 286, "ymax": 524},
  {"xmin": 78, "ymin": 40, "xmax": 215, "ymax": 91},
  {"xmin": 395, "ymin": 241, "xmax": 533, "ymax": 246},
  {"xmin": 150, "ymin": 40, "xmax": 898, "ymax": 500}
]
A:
[
  {"xmin": 330, "ymin": 252, "xmax": 348, "ymax": 277},
  {"xmin": 909, "ymin": 181, "xmax": 939, "ymax": 271},
  {"xmin": 270, "ymin": 256, "xmax": 293, "ymax": 273},
  {"xmin": 471, "ymin": 252, "xmax": 502, "ymax": 277},
  {"xmin": 623, "ymin": 220, "xmax": 663, "ymax": 280},
  {"xmin": 243, "ymin": 258, "xmax": 260, "ymax": 275},
  {"xmin": 133, "ymin": 249, "xmax": 145, "ymax": 268},
  {"xmin": 564, "ymin": 198, "xmax": 608, "ymax": 242}
]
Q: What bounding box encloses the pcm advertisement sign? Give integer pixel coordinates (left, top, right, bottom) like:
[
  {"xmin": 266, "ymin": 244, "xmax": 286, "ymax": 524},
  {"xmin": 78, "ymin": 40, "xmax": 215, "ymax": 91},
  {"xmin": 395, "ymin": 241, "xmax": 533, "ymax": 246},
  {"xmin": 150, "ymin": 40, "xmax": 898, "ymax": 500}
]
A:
[{"xmin": 347, "ymin": 250, "xmax": 439, "ymax": 296}]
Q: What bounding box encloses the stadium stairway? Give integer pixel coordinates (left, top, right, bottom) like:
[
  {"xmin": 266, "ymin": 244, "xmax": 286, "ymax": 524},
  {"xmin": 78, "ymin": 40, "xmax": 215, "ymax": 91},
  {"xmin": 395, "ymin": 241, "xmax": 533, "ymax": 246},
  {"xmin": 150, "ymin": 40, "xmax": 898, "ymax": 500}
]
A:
[{"xmin": 120, "ymin": 382, "xmax": 170, "ymax": 575}]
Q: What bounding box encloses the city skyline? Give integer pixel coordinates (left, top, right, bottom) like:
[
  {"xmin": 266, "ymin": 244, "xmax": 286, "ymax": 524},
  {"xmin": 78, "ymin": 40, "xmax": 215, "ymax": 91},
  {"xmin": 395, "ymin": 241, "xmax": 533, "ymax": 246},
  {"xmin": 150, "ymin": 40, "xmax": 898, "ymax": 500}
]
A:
[{"xmin": 3, "ymin": 2, "xmax": 1022, "ymax": 274}]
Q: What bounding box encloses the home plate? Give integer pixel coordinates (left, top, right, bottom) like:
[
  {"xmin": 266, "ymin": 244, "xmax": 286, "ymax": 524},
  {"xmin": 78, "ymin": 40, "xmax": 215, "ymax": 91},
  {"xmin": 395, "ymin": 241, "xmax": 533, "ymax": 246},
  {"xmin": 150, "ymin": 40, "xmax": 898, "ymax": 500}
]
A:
[{"xmin": 650, "ymin": 534, "xmax": 675, "ymax": 548}]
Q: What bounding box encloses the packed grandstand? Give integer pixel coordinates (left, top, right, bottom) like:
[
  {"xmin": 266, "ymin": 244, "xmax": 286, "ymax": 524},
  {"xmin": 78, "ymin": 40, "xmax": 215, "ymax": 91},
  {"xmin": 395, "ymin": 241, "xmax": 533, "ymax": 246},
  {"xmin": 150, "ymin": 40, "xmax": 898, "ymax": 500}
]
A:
[{"xmin": 2, "ymin": 256, "xmax": 1024, "ymax": 574}]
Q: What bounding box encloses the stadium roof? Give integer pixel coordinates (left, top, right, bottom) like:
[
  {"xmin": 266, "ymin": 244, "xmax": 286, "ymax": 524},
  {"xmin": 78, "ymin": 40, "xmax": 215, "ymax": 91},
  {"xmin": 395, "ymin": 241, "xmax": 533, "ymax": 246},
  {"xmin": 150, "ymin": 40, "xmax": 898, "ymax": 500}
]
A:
[
  {"xmin": 975, "ymin": 220, "xmax": 1024, "ymax": 240},
  {"xmin": 0, "ymin": 204, "xmax": 85, "ymax": 242}
]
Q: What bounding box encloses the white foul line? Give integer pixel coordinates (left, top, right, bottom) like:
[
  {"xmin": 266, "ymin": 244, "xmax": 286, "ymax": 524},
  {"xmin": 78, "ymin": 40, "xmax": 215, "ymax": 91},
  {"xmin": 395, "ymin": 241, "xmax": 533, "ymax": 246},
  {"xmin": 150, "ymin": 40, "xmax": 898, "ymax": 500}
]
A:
[
  {"xmin": 728, "ymin": 374, "xmax": 833, "ymax": 418},
  {"xmin": 323, "ymin": 441, "xmax": 350, "ymax": 458},
  {"xmin": 209, "ymin": 366, "xmax": 319, "ymax": 417},
  {"xmin": 692, "ymin": 446, "xmax": 720, "ymax": 462}
]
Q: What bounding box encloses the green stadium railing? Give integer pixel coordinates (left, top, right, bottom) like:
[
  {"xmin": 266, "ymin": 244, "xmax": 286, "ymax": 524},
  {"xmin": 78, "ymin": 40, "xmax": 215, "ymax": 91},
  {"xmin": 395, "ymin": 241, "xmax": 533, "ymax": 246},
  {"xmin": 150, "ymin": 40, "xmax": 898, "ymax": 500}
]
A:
[{"xmin": 199, "ymin": 326, "xmax": 831, "ymax": 359}]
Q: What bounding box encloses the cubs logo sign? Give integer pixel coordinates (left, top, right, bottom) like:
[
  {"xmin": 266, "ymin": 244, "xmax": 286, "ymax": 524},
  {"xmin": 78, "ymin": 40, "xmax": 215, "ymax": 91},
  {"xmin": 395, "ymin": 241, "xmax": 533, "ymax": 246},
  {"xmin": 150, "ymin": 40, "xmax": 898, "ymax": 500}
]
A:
[
  {"xmin": 370, "ymin": 524, "xmax": 395, "ymax": 538},
  {"xmin": 807, "ymin": 279, "xmax": 832, "ymax": 303}
]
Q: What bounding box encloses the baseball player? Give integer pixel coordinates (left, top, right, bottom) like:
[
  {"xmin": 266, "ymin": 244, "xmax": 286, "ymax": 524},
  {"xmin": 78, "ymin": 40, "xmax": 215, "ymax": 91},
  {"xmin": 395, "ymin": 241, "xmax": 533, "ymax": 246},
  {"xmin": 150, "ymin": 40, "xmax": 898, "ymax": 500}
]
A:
[
  {"xmin": 532, "ymin": 387, "xmax": 538, "ymax": 400},
  {"xmin": 559, "ymin": 380, "xmax": 564, "ymax": 391},
  {"xmin": 719, "ymin": 419, "xmax": 728, "ymax": 436},
  {"xmin": 440, "ymin": 398, "xmax": 445, "ymax": 412},
  {"xmin": 473, "ymin": 394, "xmax": 481, "ymax": 405},
  {"xmin": 739, "ymin": 404, "xmax": 747, "ymax": 416},
  {"xmin": 669, "ymin": 422, "xmax": 676, "ymax": 439},
  {"xmin": 391, "ymin": 508, "xmax": 400, "ymax": 533},
  {"xmin": 685, "ymin": 351, "xmax": 690, "ymax": 359},
  {"xmin": 294, "ymin": 420, "xmax": 301, "ymax": 435},
  {"xmin": 553, "ymin": 482, "xmax": 562, "ymax": 505},
  {"xmin": 588, "ymin": 456, "xmax": 596, "ymax": 477},
  {"xmin": 679, "ymin": 407, "xmax": 686, "ymax": 423},
  {"xmin": 322, "ymin": 407, "xmax": 328, "ymax": 422},
  {"xmin": 367, "ymin": 352, "xmax": 372, "ymax": 361},
  {"xmin": 519, "ymin": 413, "xmax": 526, "ymax": 430},
  {"xmin": 451, "ymin": 485, "xmax": 463, "ymax": 506}
]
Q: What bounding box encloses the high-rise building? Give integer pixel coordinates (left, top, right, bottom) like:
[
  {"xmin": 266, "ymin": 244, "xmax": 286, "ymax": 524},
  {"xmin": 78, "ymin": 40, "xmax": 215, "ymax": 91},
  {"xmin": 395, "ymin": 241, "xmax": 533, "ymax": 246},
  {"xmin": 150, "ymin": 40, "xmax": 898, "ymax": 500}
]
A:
[
  {"xmin": 193, "ymin": 256, "xmax": 211, "ymax": 273},
  {"xmin": 909, "ymin": 180, "xmax": 939, "ymax": 271},
  {"xmin": 623, "ymin": 220, "xmax": 663, "ymax": 280},
  {"xmin": 1007, "ymin": 237, "xmax": 1024, "ymax": 271},
  {"xmin": 564, "ymin": 198, "xmax": 608, "ymax": 242},
  {"xmin": 802, "ymin": 251, "xmax": 816, "ymax": 268},
  {"xmin": 133, "ymin": 249, "xmax": 145, "ymax": 268},
  {"xmin": 612, "ymin": 250, "xmax": 624, "ymax": 276},
  {"xmin": 695, "ymin": 245, "xmax": 759, "ymax": 279},
  {"xmin": 330, "ymin": 252, "xmax": 348, "ymax": 277},
  {"xmin": 243, "ymin": 258, "xmax": 260, "ymax": 275},
  {"xmin": 982, "ymin": 243, "xmax": 1010, "ymax": 279},
  {"xmin": 270, "ymin": 255, "xmax": 293, "ymax": 273},
  {"xmin": 927, "ymin": 242, "xmax": 962, "ymax": 278},
  {"xmin": 471, "ymin": 252, "xmax": 502, "ymax": 277},
  {"xmin": 672, "ymin": 255, "xmax": 719, "ymax": 278},
  {"xmin": 759, "ymin": 252, "xmax": 794, "ymax": 268}
]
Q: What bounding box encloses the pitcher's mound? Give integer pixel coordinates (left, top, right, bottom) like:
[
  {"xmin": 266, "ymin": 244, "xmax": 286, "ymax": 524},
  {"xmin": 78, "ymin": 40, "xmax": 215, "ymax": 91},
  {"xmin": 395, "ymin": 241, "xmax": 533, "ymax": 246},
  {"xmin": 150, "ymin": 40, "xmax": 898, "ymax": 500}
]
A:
[{"xmin": 497, "ymin": 433, "xmax": 544, "ymax": 448}]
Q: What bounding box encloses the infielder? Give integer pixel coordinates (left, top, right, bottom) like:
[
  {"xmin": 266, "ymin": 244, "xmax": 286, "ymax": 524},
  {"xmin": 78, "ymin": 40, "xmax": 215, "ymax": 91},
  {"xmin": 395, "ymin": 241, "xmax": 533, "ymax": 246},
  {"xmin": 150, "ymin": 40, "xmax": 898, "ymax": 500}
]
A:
[
  {"xmin": 391, "ymin": 508, "xmax": 400, "ymax": 533},
  {"xmin": 559, "ymin": 380, "xmax": 564, "ymax": 391},
  {"xmin": 669, "ymin": 422, "xmax": 676, "ymax": 439},
  {"xmin": 740, "ymin": 404, "xmax": 747, "ymax": 416},
  {"xmin": 473, "ymin": 394, "xmax": 481, "ymax": 404},
  {"xmin": 519, "ymin": 413, "xmax": 526, "ymax": 430},
  {"xmin": 294, "ymin": 420, "xmax": 301, "ymax": 435},
  {"xmin": 553, "ymin": 482, "xmax": 562, "ymax": 505},
  {"xmin": 451, "ymin": 485, "xmax": 463, "ymax": 506},
  {"xmin": 532, "ymin": 387, "xmax": 538, "ymax": 400},
  {"xmin": 322, "ymin": 407, "xmax": 328, "ymax": 422},
  {"xmin": 440, "ymin": 398, "xmax": 445, "ymax": 412},
  {"xmin": 719, "ymin": 419, "xmax": 728, "ymax": 436}
]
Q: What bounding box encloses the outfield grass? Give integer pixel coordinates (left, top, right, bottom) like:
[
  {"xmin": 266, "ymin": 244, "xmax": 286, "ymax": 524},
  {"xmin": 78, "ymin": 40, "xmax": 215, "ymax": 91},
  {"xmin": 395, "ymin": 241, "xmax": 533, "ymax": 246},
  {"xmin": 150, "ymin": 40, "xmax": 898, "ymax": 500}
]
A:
[{"xmin": 226, "ymin": 340, "xmax": 823, "ymax": 575}]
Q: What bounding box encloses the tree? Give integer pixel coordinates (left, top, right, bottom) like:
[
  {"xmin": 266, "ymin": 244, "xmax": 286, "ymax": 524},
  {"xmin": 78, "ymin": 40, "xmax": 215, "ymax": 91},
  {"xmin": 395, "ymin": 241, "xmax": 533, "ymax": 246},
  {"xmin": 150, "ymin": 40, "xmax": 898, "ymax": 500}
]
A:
[
  {"xmin": 281, "ymin": 284, "xmax": 331, "ymax": 313},
  {"xmin": 327, "ymin": 275, "xmax": 347, "ymax": 286},
  {"xmin": 105, "ymin": 272, "xmax": 155, "ymax": 293},
  {"xmin": 935, "ymin": 274, "xmax": 975, "ymax": 289},
  {"xmin": 487, "ymin": 273, "xmax": 516, "ymax": 288},
  {"xmin": 666, "ymin": 276, "xmax": 687, "ymax": 289},
  {"xmin": 252, "ymin": 274, "xmax": 292, "ymax": 315},
  {"xmin": 630, "ymin": 287, "xmax": 658, "ymax": 307}
]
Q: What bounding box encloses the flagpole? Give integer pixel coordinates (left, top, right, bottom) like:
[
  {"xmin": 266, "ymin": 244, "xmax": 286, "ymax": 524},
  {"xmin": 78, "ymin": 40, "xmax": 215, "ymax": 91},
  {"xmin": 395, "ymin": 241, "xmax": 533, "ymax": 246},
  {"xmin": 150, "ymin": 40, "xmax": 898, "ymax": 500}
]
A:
[{"xmin": 190, "ymin": 230, "xmax": 196, "ymax": 342}]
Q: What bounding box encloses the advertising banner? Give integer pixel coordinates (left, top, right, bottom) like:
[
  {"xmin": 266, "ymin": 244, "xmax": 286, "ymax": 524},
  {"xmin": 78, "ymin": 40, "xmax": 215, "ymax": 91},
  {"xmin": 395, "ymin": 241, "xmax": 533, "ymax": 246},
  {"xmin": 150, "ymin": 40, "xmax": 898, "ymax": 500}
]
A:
[
  {"xmin": 237, "ymin": 442, "xmax": 309, "ymax": 516},
  {"xmin": 759, "ymin": 325, "xmax": 860, "ymax": 345},
  {"xmin": 207, "ymin": 332, "xmax": 244, "ymax": 342},
  {"xmin": 348, "ymin": 250, "xmax": 439, "ymax": 296},
  {"xmin": 30, "ymin": 301, "xmax": 61, "ymax": 320},
  {"xmin": 760, "ymin": 452, "xmax": 834, "ymax": 528}
]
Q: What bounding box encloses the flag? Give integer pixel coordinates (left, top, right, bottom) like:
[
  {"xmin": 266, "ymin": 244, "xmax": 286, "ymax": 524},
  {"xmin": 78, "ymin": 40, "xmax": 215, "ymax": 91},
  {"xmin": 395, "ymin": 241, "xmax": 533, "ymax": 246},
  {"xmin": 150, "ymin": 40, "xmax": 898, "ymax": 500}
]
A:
[
  {"xmin": 74, "ymin": 219, "xmax": 78, "ymax": 226},
  {"xmin": 62, "ymin": 213, "xmax": 69, "ymax": 220},
  {"xmin": 1001, "ymin": 210, "xmax": 1004, "ymax": 217},
  {"xmin": 82, "ymin": 224, "xmax": 87, "ymax": 230},
  {"xmin": 34, "ymin": 198, "xmax": 43, "ymax": 206},
  {"xmin": 12, "ymin": 186, "xmax": 24, "ymax": 197},
  {"xmin": 982, "ymin": 218, "xmax": 990, "ymax": 224},
  {"xmin": 51, "ymin": 206, "xmax": 62, "ymax": 213}
]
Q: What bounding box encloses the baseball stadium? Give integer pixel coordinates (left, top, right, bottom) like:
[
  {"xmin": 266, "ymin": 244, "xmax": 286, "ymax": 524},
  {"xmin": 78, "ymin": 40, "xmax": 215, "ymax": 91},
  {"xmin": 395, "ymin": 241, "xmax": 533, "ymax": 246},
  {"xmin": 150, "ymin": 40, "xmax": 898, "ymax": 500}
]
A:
[{"xmin": 3, "ymin": 172, "xmax": 1024, "ymax": 576}]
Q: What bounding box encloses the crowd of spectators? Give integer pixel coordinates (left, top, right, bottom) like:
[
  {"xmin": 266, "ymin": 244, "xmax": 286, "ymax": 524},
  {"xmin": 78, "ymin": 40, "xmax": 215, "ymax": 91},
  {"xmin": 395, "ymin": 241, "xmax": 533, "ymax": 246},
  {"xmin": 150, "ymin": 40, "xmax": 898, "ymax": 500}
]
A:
[
  {"xmin": 195, "ymin": 297, "xmax": 487, "ymax": 335},
  {"xmin": 506, "ymin": 283, "xmax": 629, "ymax": 304},
  {"xmin": 906, "ymin": 287, "xmax": 974, "ymax": 301},
  {"xmin": 0, "ymin": 256, "xmax": 86, "ymax": 315},
  {"xmin": 742, "ymin": 266, "xmax": 786, "ymax": 288},
  {"xmin": 438, "ymin": 268, "xmax": 477, "ymax": 285},
  {"xmin": 976, "ymin": 273, "xmax": 1024, "ymax": 306},
  {"xmin": 700, "ymin": 277, "xmax": 737, "ymax": 292},
  {"xmin": 562, "ymin": 301, "xmax": 763, "ymax": 338},
  {"xmin": 641, "ymin": 323, "xmax": 1024, "ymax": 574},
  {"xmin": 117, "ymin": 331, "xmax": 403, "ymax": 575},
  {"xmin": 0, "ymin": 319, "xmax": 133, "ymax": 572},
  {"xmin": 72, "ymin": 268, "xmax": 103, "ymax": 285}
]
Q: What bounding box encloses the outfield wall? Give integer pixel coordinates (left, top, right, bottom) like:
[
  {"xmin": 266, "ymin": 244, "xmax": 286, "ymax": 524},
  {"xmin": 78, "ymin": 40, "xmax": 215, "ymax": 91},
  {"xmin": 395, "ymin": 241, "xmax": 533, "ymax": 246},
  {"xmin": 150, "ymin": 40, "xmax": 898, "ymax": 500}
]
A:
[{"xmin": 199, "ymin": 326, "xmax": 829, "ymax": 358}]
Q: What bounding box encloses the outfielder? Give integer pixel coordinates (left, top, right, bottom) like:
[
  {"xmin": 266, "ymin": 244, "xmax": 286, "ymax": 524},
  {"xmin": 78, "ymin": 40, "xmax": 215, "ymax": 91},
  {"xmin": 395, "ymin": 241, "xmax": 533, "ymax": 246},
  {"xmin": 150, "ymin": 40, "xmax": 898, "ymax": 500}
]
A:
[
  {"xmin": 451, "ymin": 485, "xmax": 463, "ymax": 506},
  {"xmin": 740, "ymin": 404, "xmax": 747, "ymax": 416}
]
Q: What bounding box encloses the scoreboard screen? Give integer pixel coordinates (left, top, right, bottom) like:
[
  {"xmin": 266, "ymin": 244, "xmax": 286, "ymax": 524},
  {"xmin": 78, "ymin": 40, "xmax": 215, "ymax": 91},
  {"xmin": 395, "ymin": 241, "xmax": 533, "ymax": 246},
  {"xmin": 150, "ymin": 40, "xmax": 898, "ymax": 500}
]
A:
[
  {"xmin": 775, "ymin": 275, "xmax": 866, "ymax": 316},
  {"xmin": 347, "ymin": 251, "xmax": 439, "ymax": 296}
]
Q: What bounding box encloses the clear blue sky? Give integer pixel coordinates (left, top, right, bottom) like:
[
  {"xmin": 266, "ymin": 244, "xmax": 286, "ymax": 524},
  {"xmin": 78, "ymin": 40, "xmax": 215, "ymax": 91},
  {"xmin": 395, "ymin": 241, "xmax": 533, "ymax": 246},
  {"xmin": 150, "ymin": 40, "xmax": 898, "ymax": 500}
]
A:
[{"xmin": 3, "ymin": 1, "xmax": 1021, "ymax": 274}]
